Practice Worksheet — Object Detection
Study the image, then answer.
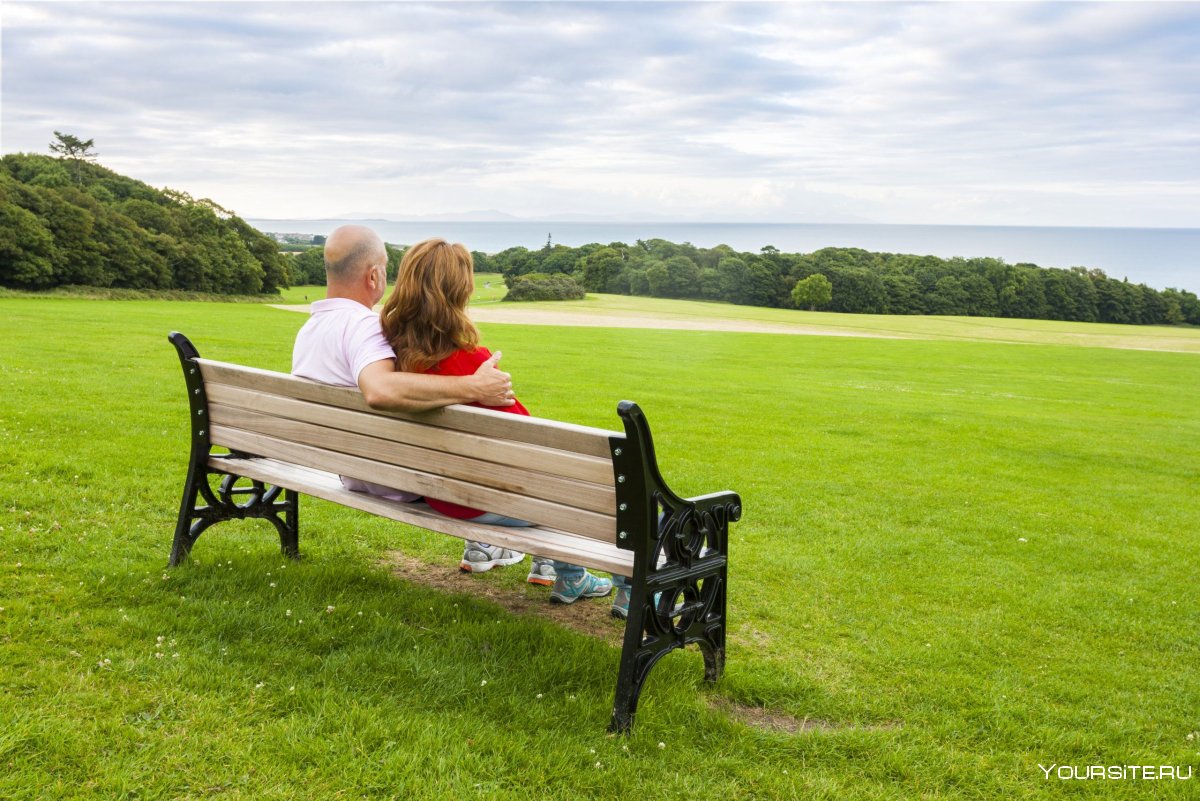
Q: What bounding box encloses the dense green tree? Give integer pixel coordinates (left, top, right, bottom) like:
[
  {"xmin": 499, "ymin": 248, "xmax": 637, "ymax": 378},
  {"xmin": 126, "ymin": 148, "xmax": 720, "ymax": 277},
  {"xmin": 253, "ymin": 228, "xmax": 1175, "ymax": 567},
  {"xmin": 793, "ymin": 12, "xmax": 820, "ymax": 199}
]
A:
[
  {"xmin": 471, "ymin": 250, "xmax": 493, "ymax": 273},
  {"xmin": 825, "ymin": 267, "xmax": 887, "ymax": 314},
  {"xmin": 716, "ymin": 257, "xmax": 749, "ymax": 303},
  {"xmin": 580, "ymin": 247, "xmax": 623, "ymax": 292},
  {"xmin": 0, "ymin": 202, "xmax": 57, "ymax": 286},
  {"xmin": 882, "ymin": 273, "xmax": 925, "ymax": 315},
  {"xmin": 791, "ymin": 273, "xmax": 832, "ymax": 310},
  {"xmin": 291, "ymin": 247, "xmax": 326, "ymax": 285},
  {"xmin": 928, "ymin": 276, "xmax": 971, "ymax": 315}
]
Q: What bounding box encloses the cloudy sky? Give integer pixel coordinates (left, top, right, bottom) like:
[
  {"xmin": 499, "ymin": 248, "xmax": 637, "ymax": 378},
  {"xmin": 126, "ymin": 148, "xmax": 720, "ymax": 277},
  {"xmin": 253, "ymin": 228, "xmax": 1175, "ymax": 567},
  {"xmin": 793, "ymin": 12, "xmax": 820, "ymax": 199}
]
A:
[{"xmin": 3, "ymin": 1, "xmax": 1198, "ymax": 226}]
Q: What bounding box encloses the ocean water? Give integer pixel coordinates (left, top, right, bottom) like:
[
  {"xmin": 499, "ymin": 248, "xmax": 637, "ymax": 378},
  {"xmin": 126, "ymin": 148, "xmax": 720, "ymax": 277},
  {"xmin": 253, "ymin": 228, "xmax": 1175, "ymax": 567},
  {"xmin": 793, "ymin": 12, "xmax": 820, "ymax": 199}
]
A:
[{"xmin": 247, "ymin": 219, "xmax": 1200, "ymax": 294}]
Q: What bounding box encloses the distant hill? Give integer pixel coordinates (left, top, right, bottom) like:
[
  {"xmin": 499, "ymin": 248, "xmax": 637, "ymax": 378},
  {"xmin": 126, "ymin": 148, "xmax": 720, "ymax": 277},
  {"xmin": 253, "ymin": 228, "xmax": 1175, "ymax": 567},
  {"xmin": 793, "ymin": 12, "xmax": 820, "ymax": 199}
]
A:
[{"xmin": 0, "ymin": 153, "xmax": 289, "ymax": 294}]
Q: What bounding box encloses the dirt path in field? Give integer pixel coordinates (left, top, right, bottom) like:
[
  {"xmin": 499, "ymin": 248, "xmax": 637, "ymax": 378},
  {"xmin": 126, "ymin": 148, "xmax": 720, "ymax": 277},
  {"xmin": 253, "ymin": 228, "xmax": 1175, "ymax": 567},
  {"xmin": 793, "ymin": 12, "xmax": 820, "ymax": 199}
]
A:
[
  {"xmin": 271, "ymin": 304, "xmax": 897, "ymax": 338},
  {"xmin": 381, "ymin": 551, "xmax": 623, "ymax": 643}
]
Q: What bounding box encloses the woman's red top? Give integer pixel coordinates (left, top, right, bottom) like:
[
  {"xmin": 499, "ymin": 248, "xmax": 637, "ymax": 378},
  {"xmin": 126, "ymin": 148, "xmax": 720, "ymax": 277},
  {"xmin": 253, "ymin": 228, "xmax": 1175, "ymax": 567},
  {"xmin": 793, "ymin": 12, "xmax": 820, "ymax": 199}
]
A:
[{"xmin": 423, "ymin": 346, "xmax": 529, "ymax": 519}]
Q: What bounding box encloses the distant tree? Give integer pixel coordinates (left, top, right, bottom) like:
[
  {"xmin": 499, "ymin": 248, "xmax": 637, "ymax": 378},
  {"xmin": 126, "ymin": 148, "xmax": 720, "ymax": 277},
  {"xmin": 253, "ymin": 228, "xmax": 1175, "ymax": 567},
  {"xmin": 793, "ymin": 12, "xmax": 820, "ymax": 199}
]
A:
[
  {"xmin": 471, "ymin": 250, "xmax": 493, "ymax": 273},
  {"xmin": 48, "ymin": 132, "xmax": 98, "ymax": 184},
  {"xmin": 580, "ymin": 247, "xmax": 622, "ymax": 292},
  {"xmin": 716, "ymin": 256, "xmax": 749, "ymax": 302},
  {"xmin": 881, "ymin": 273, "xmax": 925, "ymax": 315},
  {"xmin": 791, "ymin": 273, "xmax": 832, "ymax": 310},
  {"xmin": 384, "ymin": 244, "xmax": 405, "ymax": 281},
  {"xmin": 291, "ymin": 246, "xmax": 327, "ymax": 285},
  {"xmin": 825, "ymin": 267, "xmax": 887, "ymax": 314}
]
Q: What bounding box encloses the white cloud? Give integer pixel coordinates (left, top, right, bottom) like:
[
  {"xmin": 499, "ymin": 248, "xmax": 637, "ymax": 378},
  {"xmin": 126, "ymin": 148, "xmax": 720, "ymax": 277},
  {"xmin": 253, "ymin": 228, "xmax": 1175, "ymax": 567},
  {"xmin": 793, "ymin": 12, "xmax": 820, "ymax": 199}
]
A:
[{"xmin": 2, "ymin": 1, "xmax": 1197, "ymax": 225}]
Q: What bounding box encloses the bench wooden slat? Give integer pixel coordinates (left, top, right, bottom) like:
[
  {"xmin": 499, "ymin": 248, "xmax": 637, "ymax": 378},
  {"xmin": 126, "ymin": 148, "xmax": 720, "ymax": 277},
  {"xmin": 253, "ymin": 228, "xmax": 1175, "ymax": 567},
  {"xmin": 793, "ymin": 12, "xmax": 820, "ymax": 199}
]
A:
[
  {"xmin": 209, "ymin": 423, "xmax": 617, "ymax": 542},
  {"xmin": 207, "ymin": 456, "xmax": 635, "ymax": 576},
  {"xmin": 198, "ymin": 359, "xmax": 619, "ymax": 458},
  {"xmin": 207, "ymin": 403, "xmax": 616, "ymax": 515},
  {"xmin": 205, "ymin": 383, "xmax": 614, "ymax": 486}
]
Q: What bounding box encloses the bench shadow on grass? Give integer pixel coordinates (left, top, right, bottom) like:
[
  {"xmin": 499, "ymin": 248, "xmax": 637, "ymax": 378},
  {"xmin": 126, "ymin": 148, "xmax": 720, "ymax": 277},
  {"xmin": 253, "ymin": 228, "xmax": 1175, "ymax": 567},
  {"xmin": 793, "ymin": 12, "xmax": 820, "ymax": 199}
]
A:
[{"xmin": 381, "ymin": 550, "xmax": 869, "ymax": 735}]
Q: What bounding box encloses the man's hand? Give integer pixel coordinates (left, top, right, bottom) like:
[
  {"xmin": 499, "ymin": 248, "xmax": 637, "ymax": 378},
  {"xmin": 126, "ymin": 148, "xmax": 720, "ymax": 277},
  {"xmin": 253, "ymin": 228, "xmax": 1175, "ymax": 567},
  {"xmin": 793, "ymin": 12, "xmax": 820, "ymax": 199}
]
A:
[{"xmin": 469, "ymin": 350, "xmax": 515, "ymax": 407}]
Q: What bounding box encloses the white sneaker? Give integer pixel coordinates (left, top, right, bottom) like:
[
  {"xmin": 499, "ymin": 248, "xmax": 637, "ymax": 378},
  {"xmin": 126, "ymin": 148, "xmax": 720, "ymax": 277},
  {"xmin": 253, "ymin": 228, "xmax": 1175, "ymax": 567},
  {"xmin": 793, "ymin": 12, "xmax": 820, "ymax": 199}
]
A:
[
  {"xmin": 526, "ymin": 557, "xmax": 556, "ymax": 586},
  {"xmin": 459, "ymin": 541, "xmax": 525, "ymax": 573}
]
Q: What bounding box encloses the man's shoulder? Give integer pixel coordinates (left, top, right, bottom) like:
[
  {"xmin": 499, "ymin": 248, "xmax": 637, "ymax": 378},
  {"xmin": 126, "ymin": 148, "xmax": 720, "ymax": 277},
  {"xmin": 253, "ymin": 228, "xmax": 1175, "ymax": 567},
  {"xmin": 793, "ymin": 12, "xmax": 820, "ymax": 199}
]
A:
[{"xmin": 310, "ymin": 297, "xmax": 378, "ymax": 320}]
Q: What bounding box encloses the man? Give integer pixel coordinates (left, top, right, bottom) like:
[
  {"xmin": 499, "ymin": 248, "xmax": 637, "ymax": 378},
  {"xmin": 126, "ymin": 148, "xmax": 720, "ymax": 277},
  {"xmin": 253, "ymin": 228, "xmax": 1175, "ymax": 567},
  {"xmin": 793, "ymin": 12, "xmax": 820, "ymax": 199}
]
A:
[{"xmin": 292, "ymin": 224, "xmax": 529, "ymax": 573}]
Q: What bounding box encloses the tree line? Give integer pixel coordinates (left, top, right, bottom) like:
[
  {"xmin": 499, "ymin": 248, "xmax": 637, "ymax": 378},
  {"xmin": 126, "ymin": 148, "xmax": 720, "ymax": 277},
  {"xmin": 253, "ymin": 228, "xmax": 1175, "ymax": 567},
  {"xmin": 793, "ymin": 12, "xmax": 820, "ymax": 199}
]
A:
[
  {"xmin": 3, "ymin": 137, "xmax": 1195, "ymax": 325},
  {"xmin": 1, "ymin": 147, "xmax": 288, "ymax": 294},
  {"xmin": 464, "ymin": 238, "xmax": 1198, "ymax": 326}
]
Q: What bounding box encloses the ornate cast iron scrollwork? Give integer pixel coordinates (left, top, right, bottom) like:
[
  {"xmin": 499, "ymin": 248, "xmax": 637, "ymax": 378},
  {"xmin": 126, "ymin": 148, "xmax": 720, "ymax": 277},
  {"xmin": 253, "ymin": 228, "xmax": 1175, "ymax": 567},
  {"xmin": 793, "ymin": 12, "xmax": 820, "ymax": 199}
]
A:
[
  {"xmin": 167, "ymin": 333, "xmax": 300, "ymax": 566},
  {"xmin": 608, "ymin": 401, "xmax": 743, "ymax": 733}
]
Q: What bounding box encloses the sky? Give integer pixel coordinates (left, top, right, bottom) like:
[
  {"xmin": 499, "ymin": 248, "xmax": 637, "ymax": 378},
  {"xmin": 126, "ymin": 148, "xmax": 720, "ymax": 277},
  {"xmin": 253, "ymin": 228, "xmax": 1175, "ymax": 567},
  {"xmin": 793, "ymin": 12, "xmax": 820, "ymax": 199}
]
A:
[{"xmin": 2, "ymin": 1, "xmax": 1199, "ymax": 226}]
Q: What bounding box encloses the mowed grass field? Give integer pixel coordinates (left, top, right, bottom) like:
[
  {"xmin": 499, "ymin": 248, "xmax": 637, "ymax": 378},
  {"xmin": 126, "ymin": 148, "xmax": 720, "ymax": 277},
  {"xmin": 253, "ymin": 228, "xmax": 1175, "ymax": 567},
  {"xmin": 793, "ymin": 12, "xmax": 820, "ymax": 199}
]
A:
[{"xmin": 1, "ymin": 290, "xmax": 1198, "ymax": 799}]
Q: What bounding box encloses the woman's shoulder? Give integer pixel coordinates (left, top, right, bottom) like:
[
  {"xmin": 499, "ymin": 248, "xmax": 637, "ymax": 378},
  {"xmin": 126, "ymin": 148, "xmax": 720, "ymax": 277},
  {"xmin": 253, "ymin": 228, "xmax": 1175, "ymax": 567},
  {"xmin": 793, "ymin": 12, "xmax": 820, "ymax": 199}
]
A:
[{"xmin": 432, "ymin": 346, "xmax": 492, "ymax": 376}]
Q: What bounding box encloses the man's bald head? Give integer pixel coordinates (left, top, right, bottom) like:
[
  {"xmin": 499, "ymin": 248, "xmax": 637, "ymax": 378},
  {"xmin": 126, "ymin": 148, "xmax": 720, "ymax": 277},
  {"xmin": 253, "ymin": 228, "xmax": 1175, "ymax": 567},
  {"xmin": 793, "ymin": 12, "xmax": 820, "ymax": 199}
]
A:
[{"xmin": 324, "ymin": 225, "xmax": 386, "ymax": 283}]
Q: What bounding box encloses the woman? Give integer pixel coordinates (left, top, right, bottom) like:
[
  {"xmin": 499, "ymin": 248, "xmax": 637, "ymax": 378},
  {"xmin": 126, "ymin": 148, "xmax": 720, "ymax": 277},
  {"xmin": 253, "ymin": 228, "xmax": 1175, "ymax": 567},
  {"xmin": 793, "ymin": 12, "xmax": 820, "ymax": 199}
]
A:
[{"xmin": 379, "ymin": 238, "xmax": 614, "ymax": 607}]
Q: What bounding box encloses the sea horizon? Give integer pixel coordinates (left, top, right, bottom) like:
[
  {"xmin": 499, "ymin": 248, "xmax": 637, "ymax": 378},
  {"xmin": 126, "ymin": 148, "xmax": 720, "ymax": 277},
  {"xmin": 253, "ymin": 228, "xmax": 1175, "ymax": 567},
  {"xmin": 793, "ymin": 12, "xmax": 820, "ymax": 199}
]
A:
[{"xmin": 247, "ymin": 219, "xmax": 1200, "ymax": 294}]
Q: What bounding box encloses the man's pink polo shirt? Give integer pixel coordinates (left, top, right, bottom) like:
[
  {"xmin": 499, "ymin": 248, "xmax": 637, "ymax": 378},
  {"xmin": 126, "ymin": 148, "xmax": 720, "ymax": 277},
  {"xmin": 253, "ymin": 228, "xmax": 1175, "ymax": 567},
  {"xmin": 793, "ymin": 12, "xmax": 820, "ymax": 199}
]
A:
[
  {"xmin": 291, "ymin": 298, "xmax": 419, "ymax": 503},
  {"xmin": 292, "ymin": 298, "xmax": 396, "ymax": 387}
]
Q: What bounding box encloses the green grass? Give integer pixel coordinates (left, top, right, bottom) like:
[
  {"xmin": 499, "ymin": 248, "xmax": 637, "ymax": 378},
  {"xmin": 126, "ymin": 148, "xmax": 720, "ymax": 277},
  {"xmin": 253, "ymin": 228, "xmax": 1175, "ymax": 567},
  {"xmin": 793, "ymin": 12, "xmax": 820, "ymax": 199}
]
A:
[
  {"xmin": 472, "ymin": 291, "xmax": 1200, "ymax": 352},
  {"xmin": 275, "ymin": 274, "xmax": 507, "ymax": 305},
  {"xmin": 1, "ymin": 294, "xmax": 1198, "ymax": 799}
]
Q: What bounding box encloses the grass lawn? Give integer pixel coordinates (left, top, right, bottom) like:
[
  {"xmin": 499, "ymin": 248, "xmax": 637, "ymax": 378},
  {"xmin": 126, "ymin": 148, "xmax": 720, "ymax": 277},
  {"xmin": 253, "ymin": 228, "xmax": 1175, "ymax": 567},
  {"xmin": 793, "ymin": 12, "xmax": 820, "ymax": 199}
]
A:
[
  {"xmin": 1, "ymin": 293, "xmax": 1198, "ymax": 799},
  {"xmin": 275, "ymin": 273, "xmax": 508, "ymax": 306}
]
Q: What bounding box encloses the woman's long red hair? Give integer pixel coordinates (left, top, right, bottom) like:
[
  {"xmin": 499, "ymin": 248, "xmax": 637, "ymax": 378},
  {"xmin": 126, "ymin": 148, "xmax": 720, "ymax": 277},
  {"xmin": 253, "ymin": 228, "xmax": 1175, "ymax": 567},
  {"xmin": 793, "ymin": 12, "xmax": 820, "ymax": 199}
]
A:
[{"xmin": 380, "ymin": 238, "xmax": 479, "ymax": 372}]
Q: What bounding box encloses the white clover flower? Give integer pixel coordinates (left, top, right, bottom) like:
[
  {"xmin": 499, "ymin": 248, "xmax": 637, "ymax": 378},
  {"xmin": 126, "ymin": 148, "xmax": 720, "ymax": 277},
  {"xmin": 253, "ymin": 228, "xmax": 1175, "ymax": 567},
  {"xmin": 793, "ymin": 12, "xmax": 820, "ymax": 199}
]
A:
[
  {"xmin": 481, "ymin": 679, "xmax": 488, "ymax": 687},
  {"xmin": 594, "ymin": 762, "xmax": 602, "ymax": 769},
  {"xmin": 255, "ymin": 682, "xmax": 264, "ymax": 689},
  {"xmin": 286, "ymin": 609, "xmax": 292, "ymax": 616},
  {"xmin": 657, "ymin": 742, "xmax": 665, "ymax": 749},
  {"xmin": 326, "ymin": 606, "xmax": 335, "ymax": 613},
  {"xmin": 536, "ymin": 693, "xmax": 543, "ymax": 699},
  {"xmin": 269, "ymin": 582, "xmax": 276, "ymax": 588}
]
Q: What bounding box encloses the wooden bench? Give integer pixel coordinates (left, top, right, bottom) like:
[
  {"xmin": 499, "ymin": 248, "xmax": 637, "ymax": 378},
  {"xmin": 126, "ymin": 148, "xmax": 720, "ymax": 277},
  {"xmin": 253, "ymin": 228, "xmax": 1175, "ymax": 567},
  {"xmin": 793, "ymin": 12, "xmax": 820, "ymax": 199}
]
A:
[{"xmin": 167, "ymin": 331, "xmax": 742, "ymax": 731}]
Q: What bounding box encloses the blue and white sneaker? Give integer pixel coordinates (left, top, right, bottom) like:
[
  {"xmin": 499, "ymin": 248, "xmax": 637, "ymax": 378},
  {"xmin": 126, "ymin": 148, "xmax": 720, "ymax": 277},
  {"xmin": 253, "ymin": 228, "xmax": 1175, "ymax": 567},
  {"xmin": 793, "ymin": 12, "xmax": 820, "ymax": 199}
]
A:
[
  {"xmin": 459, "ymin": 542, "xmax": 525, "ymax": 573},
  {"xmin": 611, "ymin": 586, "xmax": 632, "ymax": 619},
  {"xmin": 611, "ymin": 590, "xmax": 677, "ymax": 620},
  {"xmin": 550, "ymin": 572, "xmax": 613, "ymax": 604}
]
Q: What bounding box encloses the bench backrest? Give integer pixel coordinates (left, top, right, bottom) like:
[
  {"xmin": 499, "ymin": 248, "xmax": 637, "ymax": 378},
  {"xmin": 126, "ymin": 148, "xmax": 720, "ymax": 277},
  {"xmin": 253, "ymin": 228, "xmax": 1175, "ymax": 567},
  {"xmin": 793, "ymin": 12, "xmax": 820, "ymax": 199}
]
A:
[{"xmin": 197, "ymin": 359, "xmax": 623, "ymax": 543}]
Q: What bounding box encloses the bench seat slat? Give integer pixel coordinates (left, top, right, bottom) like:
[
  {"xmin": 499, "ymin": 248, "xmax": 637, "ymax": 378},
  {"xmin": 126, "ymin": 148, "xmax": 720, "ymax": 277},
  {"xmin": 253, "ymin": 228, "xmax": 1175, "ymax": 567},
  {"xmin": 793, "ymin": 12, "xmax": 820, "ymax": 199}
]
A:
[
  {"xmin": 209, "ymin": 423, "xmax": 617, "ymax": 542},
  {"xmin": 198, "ymin": 359, "xmax": 619, "ymax": 458},
  {"xmin": 208, "ymin": 456, "xmax": 635, "ymax": 576},
  {"xmin": 208, "ymin": 404, "xmax": 616, "ymax": 515},
  {"xmin": 205, "ymin": 383, "xmax": 614, "ymax": 486}
]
